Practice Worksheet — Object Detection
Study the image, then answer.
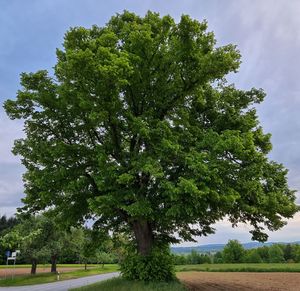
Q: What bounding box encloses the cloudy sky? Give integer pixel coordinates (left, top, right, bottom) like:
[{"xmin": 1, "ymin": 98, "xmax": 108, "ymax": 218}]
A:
[{"xmin": 1, "ymin": 0, "xmax": 300, "ymax": 246}]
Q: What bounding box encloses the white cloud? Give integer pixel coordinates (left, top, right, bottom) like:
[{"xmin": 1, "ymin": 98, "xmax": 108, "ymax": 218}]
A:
[
  {"xmin": 0, "ymin": 108, "xmax": 24, "ymax": 217},
  {"xmin": 0, "ymin": 109, "xmax": 24, "ymax": 164},
  {"xmin": 179, "ymin": 213, "xmax": 300, "ymax": 246}
]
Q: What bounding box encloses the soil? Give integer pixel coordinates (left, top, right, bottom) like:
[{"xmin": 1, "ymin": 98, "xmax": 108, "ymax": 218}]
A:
[
  {"xmin": 0, "ymin": 266, "xmax": 83, "ymax": 277},
  {"xmin": 177, "ymin": 271, "xmax": 300, "ymax": 291}
]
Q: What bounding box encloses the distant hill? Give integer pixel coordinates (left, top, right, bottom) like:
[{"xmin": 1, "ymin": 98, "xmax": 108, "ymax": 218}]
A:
[{"xmin": 171, "ymin": 241, "xmax": 300, "ymax": 254}]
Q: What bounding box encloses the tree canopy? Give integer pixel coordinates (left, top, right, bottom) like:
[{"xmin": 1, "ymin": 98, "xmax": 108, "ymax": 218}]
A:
[{"xmin": 4, "ymin": 10, "xmax": 298, "ymax": 280}]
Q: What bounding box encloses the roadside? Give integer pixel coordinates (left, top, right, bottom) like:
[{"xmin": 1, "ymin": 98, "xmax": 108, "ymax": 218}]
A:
[
  {"xmin": 0, "ymin": 265, "xmax": 119, "ymax": 286},
  {"xmin": 0, "ymin": 272, "xmax": 120, "ymax": 291}
]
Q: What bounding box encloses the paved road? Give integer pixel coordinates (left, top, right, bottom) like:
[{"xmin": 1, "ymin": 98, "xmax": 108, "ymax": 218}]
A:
[{"xmin": 0, "ymin": 272, "xmax": 120, "ymax": 291}]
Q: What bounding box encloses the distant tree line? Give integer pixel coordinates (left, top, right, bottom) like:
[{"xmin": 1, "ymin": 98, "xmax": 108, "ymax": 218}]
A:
[
  {"xmin": 0, "ymin": 214, "xmax": 18, "ymax": 265},
  {"xmin": 0, "ymin": 214, "xmax": 122, "ymax": 274},
  {"xmin": 173, "ymin": 240, "xmax": 300, "ymax": 264}
]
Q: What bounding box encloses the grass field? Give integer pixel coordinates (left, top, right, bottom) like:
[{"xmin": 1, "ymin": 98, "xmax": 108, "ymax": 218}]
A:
[
  {"xmin": 0, "ymin": 264, "xmax": 119, "ymax": 286},
  {"xmin": 70, "ymin": 277, "xmax": 187, "ymax": 291},
  {"xmin": 2, "ymin": 263, "xmax": 300, "ymax": 287},
  {"xmin": 0, "ymin": 264, "xmax": 98, "ymax": 269},
  {"xmin": 176, "ymin": 263, "xmax": 300, "ymax": 272}
]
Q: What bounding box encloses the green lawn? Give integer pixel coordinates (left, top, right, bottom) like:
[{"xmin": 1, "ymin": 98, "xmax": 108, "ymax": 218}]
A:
[
  {"xmin": 70, "ymin": 277, "xmax": 187, "ymax": 291},
  {"xmin": 176, "ymin": 263, "xmax": 300, "ymax": 272},
  {"xmin": 0, "ymin": 264, "xmax": 98, "ymax": 269},
  {"xmin": 0, "ymin": 264, "xmax": 119, "ymax": 286}
]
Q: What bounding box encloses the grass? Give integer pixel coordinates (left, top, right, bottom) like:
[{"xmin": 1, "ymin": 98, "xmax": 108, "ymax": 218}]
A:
[
  {"xmin": 2, "ymin": 263, "xmax": 300, "ymax": 287},
  {"xmin": 0, "ymin": 264, "xmax": 98, "ymax": 269},
  {"xmin": 176, "ymin": 263, "xmax": 300, "ymax": 272},
  {"xmin": 0, "ymin": 264, "xmax": 119, "ymax": 286},
  {"xmin": 70, "ymin": 277, "xmax": 187, "ymax": 291}
]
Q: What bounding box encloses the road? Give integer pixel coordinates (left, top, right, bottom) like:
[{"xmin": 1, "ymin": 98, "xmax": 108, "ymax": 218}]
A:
[{"xmin": 0, "ymin": 272, "xmax": 120, "ymax": 291}]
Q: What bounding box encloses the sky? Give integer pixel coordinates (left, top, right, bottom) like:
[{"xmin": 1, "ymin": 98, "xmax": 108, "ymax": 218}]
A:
[{"xmin": 0, "ymin": 0, "xmax": 300, "ymax": 246}]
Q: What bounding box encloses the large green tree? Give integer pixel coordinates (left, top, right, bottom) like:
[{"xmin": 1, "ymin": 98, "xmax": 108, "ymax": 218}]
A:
[
  {"xmin": 222, "ymin": 240, "xmax": 245, "ymax": 263},
  {"xmin": 4, "ymin": 11, "xmax": 298, "ymax": 280}
]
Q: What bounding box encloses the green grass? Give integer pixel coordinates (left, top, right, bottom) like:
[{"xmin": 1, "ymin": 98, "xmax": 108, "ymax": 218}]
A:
[
  {"xmin": 2, "ymin": 263, "xmax": 300, "ymax": 287},
  {"xmin": 176, "ymin": 263, "xmax": 300, "ymax": 272},
  {"xmin": 0, "ymin": 264, "xmax": 119, "ymax": 286},
  {"xmin": 0, "ymin": 264, "xmax": 98, "ymax": 269},
  {"xmin": 70, "ymin": 277, "xmax": 187, "ymax": 291}
]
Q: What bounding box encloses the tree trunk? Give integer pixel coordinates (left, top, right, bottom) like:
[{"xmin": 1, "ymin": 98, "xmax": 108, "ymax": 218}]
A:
[
  {"xmin": 31, "ymin": 258, "xmax": 37, "ymax": 275},
  {"xmin": 132, "ymin": 220, "xmax": 154, "ymax": 256},
  {"xmin": 51, "ymin": 254, "xmax": 57, "ymax": 273},
  {"xmin": 85, "ymin": 262, "xmax": 87, "ymax": 270}
]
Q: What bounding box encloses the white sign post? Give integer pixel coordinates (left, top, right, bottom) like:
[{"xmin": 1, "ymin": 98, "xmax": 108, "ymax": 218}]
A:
[{"xmin": 6, "ymin": 250, "xmax": 20, "ymax": 279}]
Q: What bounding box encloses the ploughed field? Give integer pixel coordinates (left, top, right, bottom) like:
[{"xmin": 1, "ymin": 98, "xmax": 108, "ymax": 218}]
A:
[{"xmin": 177, "ymin": 271, "xmax": 300, "ymax": 291}]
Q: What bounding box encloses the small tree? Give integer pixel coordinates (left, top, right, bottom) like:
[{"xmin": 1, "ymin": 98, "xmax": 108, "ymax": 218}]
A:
[
  {"xmin": 0, "ymin": 215, "xmax": 18, "ymax": 235},
  {"xmin": 38, "ymin": 216, "xmax": 68, "ymax": 273},
  {"xmin": 187, "ymin": 249, "xmax": 200, "ymax": 264},
  {"xmin": 1, "ymin": 219, "xmax": 45, "ymax": 274},
  {"xmin": 283, "ymin": 243, "xmax": 293, "ymax": 262},
  {"xmin": 0, "ymin": 215, "xmax": 19, "ymax": 264},
  {"xmin": 244, "ymin": 249, "xmax": 263, "ymax": 263},
  {"xmin": 292, "ymin": 244, "xmax": 300, "ymax": 262},
  {"xmin": 72, "ymin": 228, "xmax": 109, "ymax": 270},
  {"xmin": 222, "ymin": 240, "xmax": 245, "ymax": 263},
  {"xmin": 256, "ymin": 246, "xmax": 270, "ymax": 263},
  {"xmin": 173, "ymin": 254, "xmax": 187, "ymax": 265},
  {"xmin": 268, "ymin": 244, "xmax": 284, "ymax": 263},
  {"xmin": 213, "ymin": 251, "xmax": 223, "ymax": 263}
]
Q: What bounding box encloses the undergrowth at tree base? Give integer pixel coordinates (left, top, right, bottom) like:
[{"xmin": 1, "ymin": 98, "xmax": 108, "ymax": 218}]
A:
[{"xmin": 120, "ymin": 247, "xmax": 175, "ymax": 281}]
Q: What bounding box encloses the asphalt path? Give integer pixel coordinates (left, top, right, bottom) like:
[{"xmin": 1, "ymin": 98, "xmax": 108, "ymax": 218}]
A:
[{"xmin": 0, "ymin": 272, "xmax": 120, "ymax": 291}]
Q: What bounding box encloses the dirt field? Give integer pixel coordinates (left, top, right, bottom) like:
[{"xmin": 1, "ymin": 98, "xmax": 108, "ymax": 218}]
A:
[
  {"xmin": 177, "ymin": 272, "xmax": 300, "ymax": 291},
  {"xmin": 0, "ymin": 266, "xmax": 83, "ymax": 277}
]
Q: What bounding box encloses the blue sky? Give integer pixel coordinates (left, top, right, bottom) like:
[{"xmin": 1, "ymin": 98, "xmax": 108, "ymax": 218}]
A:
[{"xmin": 1, "ymin": 0, "xmax": 300, "ymax": 245}]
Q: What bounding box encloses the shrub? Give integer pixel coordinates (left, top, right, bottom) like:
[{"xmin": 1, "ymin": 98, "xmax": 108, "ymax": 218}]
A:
[{"xmin": 120, "ymin": 246, "xmax": 175, "ymax": 282}]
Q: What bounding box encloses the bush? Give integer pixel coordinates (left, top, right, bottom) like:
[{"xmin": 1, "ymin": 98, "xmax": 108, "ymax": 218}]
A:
[
  {"xmin": 222, "ymin": 240, "xmax": 245, "ymax": 263},
  {"xmin": 120, "ymin": 246, "xmax": 175, "ymax": 282},
  {"xmin": 244, "ymin": 249, "xmax": 263, "ymax": 263},
  {"xmin": 173, "ymin": 254, "xmax": 187, "ymax": 265},
  {"xmin": 268, "ymin": 245, "xmax": 284, "ymax": 263}
]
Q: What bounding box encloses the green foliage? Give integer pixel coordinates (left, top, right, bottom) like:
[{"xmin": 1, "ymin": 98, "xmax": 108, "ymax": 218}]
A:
[
  {"xmin": 4, "ymin": 10, "xmax": 299, "ymax": 281},
  {"xmin": 292, "ymin": 245, "xmax": 300, "ymax": 262},
  {"xmin": 0, "ymin": 215, "xmax": 19, "ymax": 264},
  {"xmin": 0, "ymin": 215, "xmax": 18, "ymax": 235},
  {"xmin": 68, "ymin": 228, "xmax": 114, "ymax": 266},
  {"xmin": 173, "ymin": 251, "xmax": 211, "ymax": 265},
  {"xmin": 210, "ymin": 241, "xmax": 300, "ymax": 264},
  {"xmin": 176, "ymin": 263, "xmax": 300, "ymax": 272},
  {"xmin": 186, "ymin": 250, "xmax": 211, "ymax": 264},
  {"xmin": 213, "ymin": 251, "xmax": 224, "ymax": 263},
  {"xmin": 268, "ymin": 245, "xmax": 284, "ymax": 263},
  {"xmin": 5, "ymin": 10, "xmax": 297, "ymax": 245},
  {"xmin": 121, "ymin": 247, "xmax": 175, "ymax": 282},
  {"xmin": 256, "ymin": 246, "xmax": 270, "ymax": 262},
  {"xmin": 173, "ymin": 254, "xmax": 188, "ymax": 265},
  {"xmin": 222, "ymin": 240, "xmax": 245, "ymax": 263},
  {"xmin": 244, "ymin": 249, "xmax": 263, "ymax": 263},
  {"xmin": 283, "ymin": 243, "xmax": 293, "ymax": 261}
]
